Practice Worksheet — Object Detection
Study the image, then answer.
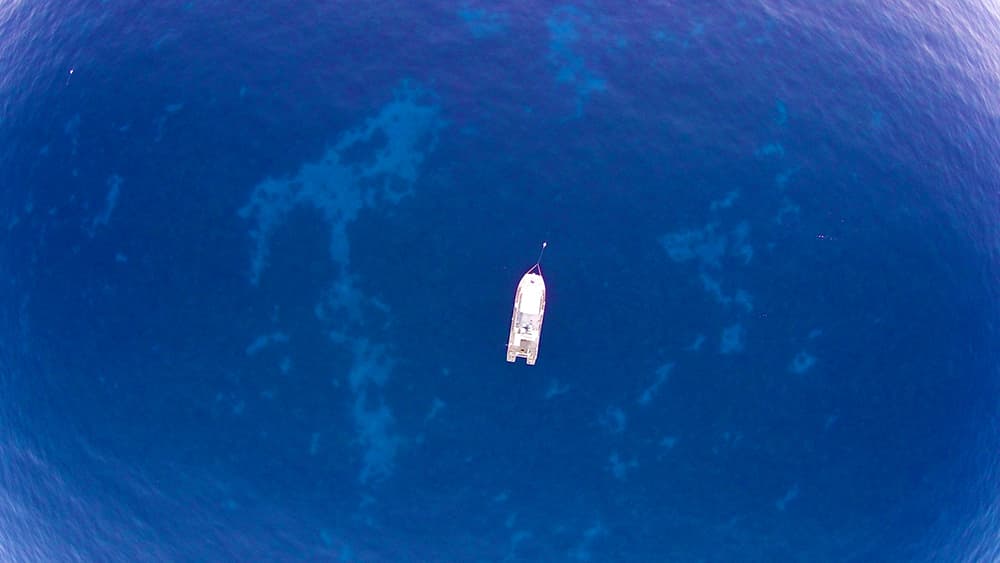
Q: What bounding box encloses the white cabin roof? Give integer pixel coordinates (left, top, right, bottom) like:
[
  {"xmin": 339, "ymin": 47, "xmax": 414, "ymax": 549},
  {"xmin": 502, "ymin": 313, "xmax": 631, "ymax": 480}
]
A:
[{"xmin": 518, "ymin": 275, "xmax": 544, "ymax": 313}]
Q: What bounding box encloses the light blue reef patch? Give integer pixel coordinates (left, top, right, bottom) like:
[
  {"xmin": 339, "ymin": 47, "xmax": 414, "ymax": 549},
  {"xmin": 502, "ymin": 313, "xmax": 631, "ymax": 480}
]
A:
[
  {"xmin": 652, "ymin": 29, "xmax": 677, "ymax": 45},
  {"xmin": 653, "ymin": 19, "xmax": 704, "ymax": 50},
  {"xmin": 599, "ymin": 406, "xmax": 627, "ymax": 434},
  {"xmin": 608, "ymin": 451, "xmax": 638, "ymax": 481},
  {"xmin": 319, "ymin": 528, "xmax": 334, "ymax": 546},
  {"xmin": 710, "ymin": 190, "xmax": 739, "ymax": 211},
  {"xmin": 239, "ymin": 82, "xmax": 445, "ymax": 486},
  {"xmin": 64, "ymin": 113, "xmax": 81, "ymax": 156},
  {"xmin": 660, "ymin": 220, "xmax": 756, "ymax": 311},
  {"xmin": 755, "ymin": 142, "xmax": 785, "ymax": 158},
  {"xmin": 638, "ymin": 362, "xmax": 673, "ymax": 406},
  {"xmin": 318, "ymin": 529, "xmax": 353, "ymax": 561},
  {"xmin": 731, "ymin": 221, "xmax": 753, "ymax": 264},
  {"xmin": 239, "ymin": 81, "xmax": 445, "ymax": 286},
  {"xmin": 546, "ymin": 6, "xmax": 607, "ymax": 117},
  {"xmin": 789, "ymin": 350, "xmax": 817, "ymax": 374},
  {"xmin": 659, "ymin": 222, "xmax": 727, "ymax": 268},
  {"xmin": 775, "ymin": 167, "xmax": 798, "ymax": 189},
  {"xmin": 345, "ymin": 339, "xmax": 400, "ymax": 484},
  {"xmin": 507, "ymin": 530, "xmax": 533, "ymax": 559},
  {"xmin": 659, "ymin": 436, "xmax": 678, "ymax": 449},
  {"xmin": 699, "ymin": 273, "xmax": 754, "ymax": 312},
  {"xmin": 775, "ymin": 483, "xmax": 800, "ymax": 511},
  {"xmin": 153, "ymin": 103, "xmax": 183, "ymax": 142},
  {"xmin": 544, "ymin": 378, "xmax": 571, "ymax": 399},
  {"xmin": 871, "ymin": 110, "xmax": 884, "ymax": 130},
  {"xmin": 774, "ymin": 197, "xmax": 800, "ymax": 224},
  {"xmin": 824, "ymin": 413, "xmax": 839, "ymax": 430},
  {"xmin": 353, "ymin": 396, "xmax": 397, "ymax": 484},
  {"xmin": 87, "ymin": 173, "xmax": 122, "ymax": 237},
  {"xmin": 775, "ymin": 100, "xmax": 788, "ymax": 125},
  {"xmin": 244, "ymin": 331, "xmax": 289, "ymax": 356},
  {"xmin": 458, "ymin": 6, "xmax": 508, "ymax": 38},
  {"xmin": 734, "ymin": 289, "xmax": 753, "ymax": 311},
  {"xmin": 686, "ymin": 334, "xmax": 706, "ymax": 351},
  {"xmin": 570, "ymin": 521, "xmax": 608, "ymax": 561},
  {"xmin": 720, "ymin": 323, "xmax": 745, "ymax": 354},
  {"xmin": 504, "ymin": 512, "xmax": 517, "ymax": 528},
  {"xmin": 424, "ymin": 397, "xmax": 445, "ymax": 422}
]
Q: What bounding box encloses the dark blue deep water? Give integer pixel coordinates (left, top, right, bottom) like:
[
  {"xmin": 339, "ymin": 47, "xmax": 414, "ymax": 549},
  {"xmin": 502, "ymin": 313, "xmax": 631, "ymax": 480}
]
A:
[{"xmin": 2, "ymin": 1, "xmax": 999, "ymax": 561}]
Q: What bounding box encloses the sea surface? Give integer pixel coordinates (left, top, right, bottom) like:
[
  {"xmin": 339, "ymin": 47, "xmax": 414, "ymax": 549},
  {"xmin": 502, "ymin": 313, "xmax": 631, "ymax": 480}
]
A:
[{"xmin": 1, "ymin": 1, "xmax": 999, "ymax": 561}]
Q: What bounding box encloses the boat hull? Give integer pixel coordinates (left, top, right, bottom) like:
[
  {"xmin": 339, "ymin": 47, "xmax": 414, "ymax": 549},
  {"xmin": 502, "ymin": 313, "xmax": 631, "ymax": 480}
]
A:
[{"xmin": 506, "ymin": 271, "xmax": 546, "ymax": 365}]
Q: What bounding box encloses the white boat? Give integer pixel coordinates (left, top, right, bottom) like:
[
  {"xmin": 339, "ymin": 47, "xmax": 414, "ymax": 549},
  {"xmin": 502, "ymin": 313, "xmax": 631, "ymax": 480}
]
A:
[{"xmin": 507, "ymin": 244, "xmax": 547, "ymax": 365}]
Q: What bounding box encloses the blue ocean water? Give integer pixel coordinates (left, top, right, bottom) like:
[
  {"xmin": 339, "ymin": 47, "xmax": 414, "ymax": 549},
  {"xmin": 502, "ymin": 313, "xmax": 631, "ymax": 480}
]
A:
[{"xmin": 1, "ymin": 1, "xmax": 999, "ymax": 560}]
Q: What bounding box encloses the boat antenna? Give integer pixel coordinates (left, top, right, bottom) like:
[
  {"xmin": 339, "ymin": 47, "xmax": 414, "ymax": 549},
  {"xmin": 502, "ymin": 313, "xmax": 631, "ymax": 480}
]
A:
[{"xmin": 534, "ymin": 241, "xmax": 547, "ymax": 269}]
